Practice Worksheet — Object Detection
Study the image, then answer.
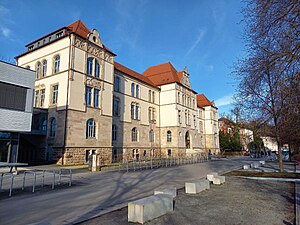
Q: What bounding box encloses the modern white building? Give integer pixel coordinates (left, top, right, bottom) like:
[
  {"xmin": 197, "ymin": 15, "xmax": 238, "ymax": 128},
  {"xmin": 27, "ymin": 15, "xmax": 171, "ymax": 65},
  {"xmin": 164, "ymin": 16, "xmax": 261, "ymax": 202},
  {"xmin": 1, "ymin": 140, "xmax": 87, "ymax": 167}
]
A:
[
  {"xmin": 15, "ymin": 20, "xmax": 220, "ymax": 165},
  {"xmin": 0, "ymin": 61, "xmax": 35, "ymax": 162}
]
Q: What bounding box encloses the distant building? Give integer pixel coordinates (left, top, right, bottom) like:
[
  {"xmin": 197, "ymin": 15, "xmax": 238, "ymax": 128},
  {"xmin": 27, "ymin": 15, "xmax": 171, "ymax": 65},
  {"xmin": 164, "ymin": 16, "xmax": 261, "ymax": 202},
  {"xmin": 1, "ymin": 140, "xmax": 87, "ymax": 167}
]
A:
[
  {"xmin": 15, "ymin": 20, "xmax": 219, "ymax": 165},
  {"xmin": 261, "ymin": 136, "xmax": 278, "ymax": 153},
  {"xmin": 218, "ymin": 117, "xmax": 235, "ymax": 135},
  {"xmin": 239, "ymin": 128, "xmax": 254, "ymax": 151},
  {"xmin": 0, "ymin": 61, "xmax": 35, "ymax": 162}
]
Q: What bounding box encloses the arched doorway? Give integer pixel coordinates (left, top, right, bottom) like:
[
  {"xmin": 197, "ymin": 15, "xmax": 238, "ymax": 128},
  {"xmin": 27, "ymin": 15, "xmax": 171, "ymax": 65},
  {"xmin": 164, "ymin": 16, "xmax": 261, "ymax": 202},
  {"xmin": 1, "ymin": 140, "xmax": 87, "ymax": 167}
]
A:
[{"xmin": 185, "ymin": 131, "xmax": 190, "ymax": 149}]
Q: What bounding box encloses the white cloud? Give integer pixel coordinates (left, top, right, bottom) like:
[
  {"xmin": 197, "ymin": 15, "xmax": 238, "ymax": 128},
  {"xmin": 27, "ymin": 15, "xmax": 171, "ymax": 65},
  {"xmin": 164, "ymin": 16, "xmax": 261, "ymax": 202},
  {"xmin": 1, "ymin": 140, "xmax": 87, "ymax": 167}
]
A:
[
  {"xmin": 185, "ymin": 28, "xmax": 207, "ymax": 56},
  {"xmin": 215, "ymin": 94, "xmax": 234, "ymax": 107},
  {"xmin": 0, "ymin": 26, "xmax": 11, "ymax": 38}
]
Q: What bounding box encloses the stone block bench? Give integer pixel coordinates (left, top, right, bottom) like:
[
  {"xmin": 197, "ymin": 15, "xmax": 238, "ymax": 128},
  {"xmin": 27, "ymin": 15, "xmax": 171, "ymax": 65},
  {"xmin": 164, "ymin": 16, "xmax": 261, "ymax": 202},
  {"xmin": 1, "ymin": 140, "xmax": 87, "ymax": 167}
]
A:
[
  {"xmin": 207, "ymin": 172, "xmax": 218, "ymax": 182},
  {"xmin": 243, "ymin": 165, "xmax": 250, "ymax": 170},
  {"xmin": 154, "ymin": 186, "xmax": 177, "ymax": 198},
  {"xmin": 185, "ymin": 179, "xmax": 210, "ymax": 194},
  {"xmin": 212, "ymin": 175, "xmax": 226, "ymax": 185},
  {"xmin": 128, "ymin": 194, "xmax": 173, "ymax": 224}
]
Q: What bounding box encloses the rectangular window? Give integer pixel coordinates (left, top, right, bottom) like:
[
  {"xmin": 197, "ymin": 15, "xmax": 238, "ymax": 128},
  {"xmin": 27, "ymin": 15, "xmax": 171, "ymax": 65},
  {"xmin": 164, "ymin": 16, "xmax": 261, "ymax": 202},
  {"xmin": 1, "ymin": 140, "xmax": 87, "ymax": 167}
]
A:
[
  {"xmin": 52, "ymin": 85, "xmax": 58, "ymax": 105},
  {"xmin": 131, "ymin": 83, "xmax": 135, "ymax": 97},
  {"xmin": 85, "ymin": 86, "xmax": 92, "ymax": 106},
  {"xmin": 136, "ymin": 85, "xmax": 139, "ymax": 98},
  {"xmin": 113, "ymin": 97, "xmax": 120, "ymax": 116},
  {"xmin": 152, "ymin": 91, "xmax": 155, "ymax": 103},
  {"xmin": 40, "ymin": 89, "xmax": 45, "ymax": 107},
  {"xmin": 34, "ymin": 90, "xmax": 39, "ymax": 107},
  {"xmin": 178, "ymin": 110, "xmax": 182, "ymax": 124},
  {"xmin": 0, "ymin": 82, "xmax": 27, "ymax": 111},
  {"xmin": 131, "ymin": 104, "xmax": 135, "ymax": 119},
  {"xmin": 114, "ymin": 76, "xmax": 120, "ymax": 92},
  {"xmin": 135, "ymin": 104, "xmax": 139, "ymax": 120},
  {"xmin": 94, "ymin": 89, "xmax": 99, "ymax": 108},
  {"xmin": 149, "ymin": 90, "xmax": 152, "ymax": 102}
]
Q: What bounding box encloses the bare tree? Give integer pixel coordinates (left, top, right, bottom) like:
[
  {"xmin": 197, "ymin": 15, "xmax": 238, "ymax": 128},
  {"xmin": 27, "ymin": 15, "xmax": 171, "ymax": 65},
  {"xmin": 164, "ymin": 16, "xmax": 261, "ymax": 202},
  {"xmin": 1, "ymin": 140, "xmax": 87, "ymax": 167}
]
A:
[{"xmin": 235, "ymin": 0, "xmax": 300, "ymax": 172}]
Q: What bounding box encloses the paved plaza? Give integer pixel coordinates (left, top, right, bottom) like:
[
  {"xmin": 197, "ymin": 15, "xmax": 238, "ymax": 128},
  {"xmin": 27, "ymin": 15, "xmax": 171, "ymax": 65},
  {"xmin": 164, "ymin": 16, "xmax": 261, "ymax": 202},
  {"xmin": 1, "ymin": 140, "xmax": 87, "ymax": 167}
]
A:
[{"xmin": 0, "ymin": 157, "xmax": 297, "ymax": 225}]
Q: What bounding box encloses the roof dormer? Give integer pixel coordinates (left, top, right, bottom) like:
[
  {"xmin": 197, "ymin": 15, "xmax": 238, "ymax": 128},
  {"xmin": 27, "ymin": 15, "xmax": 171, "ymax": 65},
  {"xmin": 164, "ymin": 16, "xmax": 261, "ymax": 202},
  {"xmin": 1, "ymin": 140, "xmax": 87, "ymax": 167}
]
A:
[{"xmin": 88, "ymin": 29, "xmax": 103, "ymax": 48}]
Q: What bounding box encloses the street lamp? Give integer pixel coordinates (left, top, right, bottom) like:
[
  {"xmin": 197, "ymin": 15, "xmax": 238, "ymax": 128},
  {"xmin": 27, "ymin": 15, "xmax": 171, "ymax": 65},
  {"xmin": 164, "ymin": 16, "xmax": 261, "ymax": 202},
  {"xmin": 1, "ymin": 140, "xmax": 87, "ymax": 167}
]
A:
[{"xmin": 150, "ymin": 123, "xmax": 153, "ymax": 169}]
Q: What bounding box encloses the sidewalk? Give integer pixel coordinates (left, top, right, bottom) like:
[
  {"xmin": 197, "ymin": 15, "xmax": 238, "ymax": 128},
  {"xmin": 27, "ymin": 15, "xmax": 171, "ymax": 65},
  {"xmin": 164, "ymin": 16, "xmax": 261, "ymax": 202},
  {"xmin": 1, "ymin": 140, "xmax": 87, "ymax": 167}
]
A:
[{"xmin": 0, "ymin": 158, "xmax": 244, "ymax": 225}]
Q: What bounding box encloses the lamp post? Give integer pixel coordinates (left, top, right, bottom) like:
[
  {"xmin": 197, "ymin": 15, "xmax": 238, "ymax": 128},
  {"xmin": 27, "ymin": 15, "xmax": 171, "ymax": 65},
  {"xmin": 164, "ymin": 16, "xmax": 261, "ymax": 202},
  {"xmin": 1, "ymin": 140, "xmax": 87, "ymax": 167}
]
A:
[{"xmin": 150, "ymin": 123, "xmax": 153, "ymax": 169}]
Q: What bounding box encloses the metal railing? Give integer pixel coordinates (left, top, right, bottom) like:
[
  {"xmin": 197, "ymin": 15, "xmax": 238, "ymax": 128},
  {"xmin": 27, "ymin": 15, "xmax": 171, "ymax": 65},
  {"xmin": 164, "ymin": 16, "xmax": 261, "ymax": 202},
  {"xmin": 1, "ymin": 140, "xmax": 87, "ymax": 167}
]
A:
[
  {"xmin": 0, "ymin": 169, "xmax": 72, "ymax": 197},
  {"xmin": 100, "ymin": 155, "xmax": 210, "ymax": 172}
]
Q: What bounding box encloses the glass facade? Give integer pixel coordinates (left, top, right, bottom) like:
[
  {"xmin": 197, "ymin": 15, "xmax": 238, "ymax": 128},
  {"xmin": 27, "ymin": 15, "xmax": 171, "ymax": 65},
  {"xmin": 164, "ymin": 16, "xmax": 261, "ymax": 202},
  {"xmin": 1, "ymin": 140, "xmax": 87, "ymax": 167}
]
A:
[{"xmin": 0, "ymin": 132, "xmax": 19, "ymax": 163}]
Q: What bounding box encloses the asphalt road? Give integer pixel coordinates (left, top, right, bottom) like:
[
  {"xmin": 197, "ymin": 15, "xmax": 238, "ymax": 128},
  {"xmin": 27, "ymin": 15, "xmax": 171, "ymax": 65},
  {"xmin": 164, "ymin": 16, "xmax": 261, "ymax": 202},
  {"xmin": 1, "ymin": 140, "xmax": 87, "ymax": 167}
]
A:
[{"xmin": 0, "ymin": 157, "xmax": 246, "ymax": 225}]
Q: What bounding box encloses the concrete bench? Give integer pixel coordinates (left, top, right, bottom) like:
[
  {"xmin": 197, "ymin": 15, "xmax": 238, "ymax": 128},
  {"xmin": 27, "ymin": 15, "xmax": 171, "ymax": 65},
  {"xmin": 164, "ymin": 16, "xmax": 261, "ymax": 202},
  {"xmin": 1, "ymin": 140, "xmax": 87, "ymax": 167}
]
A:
[
  {"xmin": 259, "ymin": 161, "xmax": 266, "ymax": 165},
  {"xmin": 251, "ymin": 162, "xmax": 260, "ymax": 168},
  {"xmin": 212, "ymin": 176, "xmax": 225, "ymax": 185},
  {"xmin": 154, "ymin": 186, "xmax": 177, "ymax": 198},
  {"xmin": 185, "ymin": 179, "xmax": 210, "ymax": 194},
  {"xmin": 243, "ymin": 165, "xmax": 250, "ymax": 170},
  {"xmin": 128, "ymin": 194, "xmax": 173, "ymax": 224},
  {"xmin": 207, "ymin": 172, "xmax": 218, "ymax": 182}
]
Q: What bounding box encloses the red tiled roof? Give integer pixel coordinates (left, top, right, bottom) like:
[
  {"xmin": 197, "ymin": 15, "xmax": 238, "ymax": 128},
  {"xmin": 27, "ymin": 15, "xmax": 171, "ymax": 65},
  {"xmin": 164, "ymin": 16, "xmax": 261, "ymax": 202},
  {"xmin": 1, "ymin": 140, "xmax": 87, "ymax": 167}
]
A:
[
  {"xmin": 67, "ymin": 20, "xmax": 116, "ymax": 55},
  {"xmin": 197, "ymin": 94, "xmax": 216, "ymax": 108},
  {"xmin": 143, "ymin": 62, "xmax": 181, "ymax": 86},
  {"xmin": 67, "ymin": 20, "xmax": 90, "ymax": 39},
  {"xmin": 114, "ymin": 62, "xmax": 156, "ymax": 87}
]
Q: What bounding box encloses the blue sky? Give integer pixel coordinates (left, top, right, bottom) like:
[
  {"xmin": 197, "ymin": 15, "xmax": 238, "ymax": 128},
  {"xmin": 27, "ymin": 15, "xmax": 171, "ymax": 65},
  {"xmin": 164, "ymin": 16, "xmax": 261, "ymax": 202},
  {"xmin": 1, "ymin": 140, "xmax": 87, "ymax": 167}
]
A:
[{"xmin": 0, "ymin": 0, "xmax": 246, "ymax": 115}]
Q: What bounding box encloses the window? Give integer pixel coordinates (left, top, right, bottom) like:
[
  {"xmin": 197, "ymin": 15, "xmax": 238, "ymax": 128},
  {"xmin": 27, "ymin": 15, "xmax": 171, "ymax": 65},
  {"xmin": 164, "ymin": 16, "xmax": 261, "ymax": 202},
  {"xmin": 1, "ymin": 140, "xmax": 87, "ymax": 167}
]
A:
[
  {"xmin": 114, "ymin": 76, "xmax": 120, "ymax": 92},
  {"xmin": 112, "ymin": 125, "xmax": 117, "ymax": 141},
  {"xmin": 149, "ymin": 90, "xmax": 152, "ymax": 102},
  {"xmin": 0, "ymin": 82, "xmax": 27, "ymax": 111},
  {"xmin": 113, "ymin": 97, "xmax": 120, "ymax": 116},
  {"xmin": 131, "ymin": 103, "xmax": 135, "ymax": 119},
  {"xmin": 86, "ymin": 119, "xmax": 96, "ymax": 138},
  {"xmin": 132, "ymin": 127, "xmax": 138, "ymax": 142},
  {"xmin": 56, "ymin": 31, "xmax": 63, "ymax": 38},
  {"xmin": 95, "ymin": 60, "xmax": 100, "ymax": 78},
  {"xmin": 41, "ymin": 119, "xmax": 47, "ymax": 132},
  {"xmin": 54, "ymin": 55, "xmax": 60, "ymax": 74},
  {"xmin": 148, "ymin": 107, "xmax": 152, "ymax": 122},
  {"xmin": 152, "ymin": 91, "xmax": 155, "ymax": 103},
  {"xmin": 131, "ymin": 83, "xmax": 135, "ymax": 97},
  {"xmin": 178, "ymin": 110, "xmax": 182, "ymax": 124},
  {"xmin": 193, "ymin": 115, "xmax": 196, "ymax": 127},
  {"xmin": 50, "ymin": 118, "xmax": 56, "ymax": 137},
  {"xmin": 40, "ymin": 89, "xmax": 45, "ymax": 107},
  {"xmin": 85, "ymin": 86, "xmax": 92, "ymax": 106},
  {"xmin": 149, "ymin": 129, "xmax": 154, "ymax": 142},
  {"xmin": 36, "ymin": 62, "xmax": 41, "ymax": 79},
  {"xmin": 178, "ymin": 92, "xmax": 180, "ymax": 104},
  {"xmin": 136, "ymin": 85, "xmax": 139, "ymax": 98},
  {"xmin": 185, "ymin": 110, "xmax": 188, "ymax": 125},
  {"xmin": 34, "ymin": 90, "xmax": 39, "ymax": 107},
  {"xmin": 87, "ymin": 57, "xmax": 93, "ymax": 75},
  {"xmin": 135, "ymin": 104, "xmax": 139, "ymax": 120},
  {"xmin": 167, "ymin": 131, "xmax": 172, "ymax": 142},
  {"xmin": 42, "ymin": 60, "xmax": 47, "ymax": 77},
  {"xmin": 182, "ymin": 95, "xmax": 185, "ymax": 105},
  {"xmin": 94, "ymin": 89, "xmax": 99, "ymax": 108},
  {"xmin": 51, "ymin": 85, "xmax": 58, "ymax": 105},
  {"xmin": 168, "ymin": 149, "xmax": 172, "ymax": 157}
]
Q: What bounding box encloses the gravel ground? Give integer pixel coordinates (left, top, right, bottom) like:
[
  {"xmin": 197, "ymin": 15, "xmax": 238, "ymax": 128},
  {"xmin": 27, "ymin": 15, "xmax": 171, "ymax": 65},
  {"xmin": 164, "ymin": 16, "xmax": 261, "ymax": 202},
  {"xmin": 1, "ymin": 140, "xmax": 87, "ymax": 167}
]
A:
[{"xmin": 79, "ymin": 177, "xmax": 295, "ymax": 225}]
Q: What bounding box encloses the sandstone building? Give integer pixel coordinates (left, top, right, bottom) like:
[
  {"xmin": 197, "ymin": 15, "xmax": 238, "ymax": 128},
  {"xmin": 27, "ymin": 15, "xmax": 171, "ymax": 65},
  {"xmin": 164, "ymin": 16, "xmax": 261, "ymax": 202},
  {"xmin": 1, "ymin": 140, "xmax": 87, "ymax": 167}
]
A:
[{"xmin": 16, "ymin": 20, "xmax": 219, "ymax": 165}]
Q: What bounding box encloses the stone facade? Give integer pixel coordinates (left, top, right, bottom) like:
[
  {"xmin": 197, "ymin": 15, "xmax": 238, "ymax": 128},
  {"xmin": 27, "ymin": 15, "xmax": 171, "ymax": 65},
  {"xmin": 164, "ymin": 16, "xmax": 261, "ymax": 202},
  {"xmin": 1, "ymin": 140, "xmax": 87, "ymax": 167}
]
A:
[{"xmin": 16, "ymin": 20, "xmax": 220, "ymax": 165}]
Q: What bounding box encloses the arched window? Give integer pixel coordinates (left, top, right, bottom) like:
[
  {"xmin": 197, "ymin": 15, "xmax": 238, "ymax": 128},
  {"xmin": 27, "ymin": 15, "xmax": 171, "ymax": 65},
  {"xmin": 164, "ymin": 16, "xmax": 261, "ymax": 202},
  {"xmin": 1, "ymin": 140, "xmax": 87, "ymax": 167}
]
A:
[
  {"xmin": 131, "ymin": 83, "xmax": 135, "ymax": 97},
  {"xmin": 54, "ymin": 55, "xmax": 60, "ymax": 74},
  {"xmin": 40, "ymin": 119, "xmax": 47, "ymax": 132},
  {"xmin": 112, "ymin": 125, "xmax": 117, "ymax": 141},
  {"xmin": 86, "ymin": 119, "xmax": 96, "ymax": 138},
  {"xmin": 50, "ymin": 118, "xmax": 56, "ymax": 137},
  {"xmin": 132, "ymin": 127, "xmax": 137, "ymax": 142},
  {"xmin": 36, "ymin": 62, "xmax": 41, "ymax": 79},
  {"xmin": 87, "ymin": 57, "xmax": 93, "ymax": 75},
  {"xmin": 149, "ymin": 129, "xmax": 154, "ymax": 142},
  {"xmin": 167, "ymin": 130, "xmax": 172, "ymax": 142},
  {"xmin": 136, "ymin": 85, "xmax": 139, "ymax": 98},
  {"xmin": 95, "ymin": 59, "xmax": 100, "ymax": 78},
  {"xmin": 42, "ymin": 60, "xmax": 47, "ymax": 77}
]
